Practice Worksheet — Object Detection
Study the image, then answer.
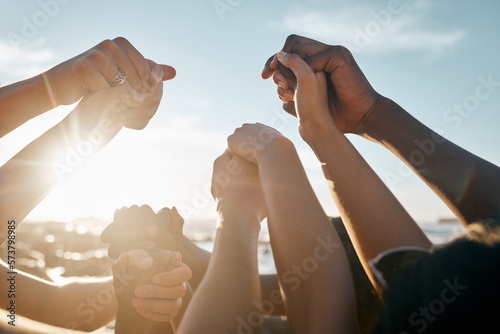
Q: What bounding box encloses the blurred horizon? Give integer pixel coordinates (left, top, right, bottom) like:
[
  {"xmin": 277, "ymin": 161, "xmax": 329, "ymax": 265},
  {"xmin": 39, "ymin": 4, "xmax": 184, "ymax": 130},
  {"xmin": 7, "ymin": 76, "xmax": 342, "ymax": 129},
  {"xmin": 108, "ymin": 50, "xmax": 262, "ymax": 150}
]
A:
[{"xmin": 1, "ymin": 0, "xmax": 499, "ymax": 224}]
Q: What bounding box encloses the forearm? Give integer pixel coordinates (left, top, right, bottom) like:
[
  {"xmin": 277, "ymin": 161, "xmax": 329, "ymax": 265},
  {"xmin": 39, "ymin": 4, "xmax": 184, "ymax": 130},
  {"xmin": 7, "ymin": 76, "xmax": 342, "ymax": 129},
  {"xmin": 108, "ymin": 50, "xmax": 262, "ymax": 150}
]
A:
[
  {"xmin": 175, "ymin": 236, "xmax": 210, "ymax": 291},
  {"xmin": 257, "ymin": 139, "xmax": 357, "ymax": 334},
  {"xmin": 0, "ymin": 75, "xmax": 56, "ymax": 137},
  {"xmin": 177, "ymin": 213, "xmax": 262, "ymax": 334},
  {"xmin": 259, "ymin": 274, "xmax": 285, "ymax": 316},
  {"xmin": 50, "ymin": 277, "xmax": 116, "ymax": 332},
  {"xmin": 177, "ymin": 237, "xmax": 285, "ymax": 315},
  {"xmin": 308, "ymin": 123, "xmax": 431, "ymax": 288},
  {"xmin": 9, "ymin": 268, "xmax": 116, "ymax": 333},
  {"xmin": 0, "ymin": 103, "xmax": 121, "ymax": 242},
  {"xmin": 364, "ymin": 97, "xmax": 500, "ymax": 225}
]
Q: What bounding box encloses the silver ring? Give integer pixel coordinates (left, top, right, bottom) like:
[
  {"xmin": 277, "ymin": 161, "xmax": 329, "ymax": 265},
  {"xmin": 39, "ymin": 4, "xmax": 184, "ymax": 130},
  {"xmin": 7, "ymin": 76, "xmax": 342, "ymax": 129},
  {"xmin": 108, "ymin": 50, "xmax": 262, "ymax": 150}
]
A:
[{"xmin": 110, "ymin": 70, "xmax": 127, "ymax": 87}]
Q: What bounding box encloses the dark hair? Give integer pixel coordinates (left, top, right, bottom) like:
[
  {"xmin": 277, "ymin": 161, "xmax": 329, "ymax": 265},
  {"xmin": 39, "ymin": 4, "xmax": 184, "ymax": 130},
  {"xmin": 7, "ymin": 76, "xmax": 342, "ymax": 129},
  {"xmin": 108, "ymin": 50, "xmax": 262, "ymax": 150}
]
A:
[{"xmin": 370, "ymin": 224, "xmax": 500, "ymax": 334}]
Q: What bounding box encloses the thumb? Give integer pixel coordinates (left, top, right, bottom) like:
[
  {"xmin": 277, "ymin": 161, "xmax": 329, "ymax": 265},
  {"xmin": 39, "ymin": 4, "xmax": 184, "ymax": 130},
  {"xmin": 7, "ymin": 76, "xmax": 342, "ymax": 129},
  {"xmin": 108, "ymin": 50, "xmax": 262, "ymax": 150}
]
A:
[
  {"xmin": 160, "ymin": 64, "xmax": 176, "ymax": 81},
  {"xmin": 276, "ymin": 51, "xmax": 314, "ymax": 81}
]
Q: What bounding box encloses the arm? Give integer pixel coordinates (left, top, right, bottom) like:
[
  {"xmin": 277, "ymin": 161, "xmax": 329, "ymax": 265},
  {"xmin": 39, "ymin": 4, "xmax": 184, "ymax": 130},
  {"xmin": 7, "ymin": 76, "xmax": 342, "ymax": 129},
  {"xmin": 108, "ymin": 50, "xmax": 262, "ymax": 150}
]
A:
[
  {"xmin": 102, "ymin": 204, "xmax": 287, "ymax": 315},
  {"xmin": 362, "ymin": 97, "xmax": 500, "ymax": 226},
  {"xmin": 228, "ymin": 124, "xmax": 358, "ymax": 334},
  {"xmin": 178, "ymin": 152, "xmax": 265, "ymax": 334},
  {"xmin": 0, "ymin": 37, "xmax": 175, "ymax": 137},
  {"xmin": 0, "ymin": 86, "xmax": 143, "ymax": 243},
  {"xmin": 263, "ymin": 34, "xmax": 500, "ymax": 226},
  {"xmin": 0, "ymin": 260, "xmax": 116, "ymax": 332},
  {"xmin": 275, "ymin": 51, "xmax": 431, "ymax": 291}
]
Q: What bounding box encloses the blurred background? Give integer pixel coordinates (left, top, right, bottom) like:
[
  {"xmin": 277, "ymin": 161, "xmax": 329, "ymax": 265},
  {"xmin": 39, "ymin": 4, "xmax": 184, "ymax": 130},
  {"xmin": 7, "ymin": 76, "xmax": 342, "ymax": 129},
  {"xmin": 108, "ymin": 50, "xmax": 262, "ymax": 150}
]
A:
[{"xmin": 1, "ymin": 0, "xmax": 498, "ymax": 280}]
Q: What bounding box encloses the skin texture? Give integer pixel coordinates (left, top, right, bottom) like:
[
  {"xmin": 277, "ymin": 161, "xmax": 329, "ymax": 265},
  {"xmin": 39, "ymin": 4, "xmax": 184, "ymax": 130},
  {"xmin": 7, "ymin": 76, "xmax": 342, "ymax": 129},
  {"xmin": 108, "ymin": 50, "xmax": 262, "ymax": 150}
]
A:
[{"xmin": 263, "ymin": 34, "xmax": 500, "ymax": 228}]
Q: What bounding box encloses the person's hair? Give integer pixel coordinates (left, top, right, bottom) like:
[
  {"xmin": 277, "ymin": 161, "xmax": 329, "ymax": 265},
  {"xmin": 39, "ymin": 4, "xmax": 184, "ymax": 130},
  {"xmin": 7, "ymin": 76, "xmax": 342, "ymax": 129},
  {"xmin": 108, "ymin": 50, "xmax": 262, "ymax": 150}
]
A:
[{"xmin": 370, "ymin": 221, "xmax": 500, "ymax": 334}]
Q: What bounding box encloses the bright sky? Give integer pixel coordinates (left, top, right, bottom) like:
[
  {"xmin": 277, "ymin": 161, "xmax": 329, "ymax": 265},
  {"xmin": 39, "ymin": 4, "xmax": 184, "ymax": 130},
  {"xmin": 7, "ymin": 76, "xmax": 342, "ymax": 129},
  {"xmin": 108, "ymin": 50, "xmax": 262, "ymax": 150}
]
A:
[{"xmin": 1, "ymin": 0, "xmax": 499, "ymax": 224}]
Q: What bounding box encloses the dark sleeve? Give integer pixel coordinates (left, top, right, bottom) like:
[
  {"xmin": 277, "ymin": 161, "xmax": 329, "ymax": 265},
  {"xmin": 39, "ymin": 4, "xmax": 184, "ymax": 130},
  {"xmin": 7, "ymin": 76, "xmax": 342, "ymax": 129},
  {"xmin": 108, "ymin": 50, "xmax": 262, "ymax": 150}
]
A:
[{"xmin": 330, "ymin": 217, "xmax": 384, "ymax": 334}]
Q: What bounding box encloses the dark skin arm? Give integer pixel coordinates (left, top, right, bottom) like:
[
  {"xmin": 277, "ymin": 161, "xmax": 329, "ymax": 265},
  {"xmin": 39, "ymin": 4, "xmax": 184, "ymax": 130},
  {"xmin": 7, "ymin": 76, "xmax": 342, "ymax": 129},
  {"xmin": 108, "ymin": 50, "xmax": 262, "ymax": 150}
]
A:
[{"xmin": 262, "ymin": 34, "xmax": 500, "ymax": 226}]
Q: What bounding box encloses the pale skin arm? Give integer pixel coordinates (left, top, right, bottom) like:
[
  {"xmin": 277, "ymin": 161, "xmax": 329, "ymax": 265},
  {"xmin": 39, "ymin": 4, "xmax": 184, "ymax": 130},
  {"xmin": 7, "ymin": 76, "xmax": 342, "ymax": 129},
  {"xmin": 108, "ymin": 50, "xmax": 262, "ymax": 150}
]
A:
[
  {"xmin": 178, "ymin": 152, "xmax": 265, "ymax": 334},
  {"xmin": 274, "ymin": 51, "xmax": 432, "ymax": 292},
  {"xmin": 0, "ymin": 252, "xmax": 190, "ymax": 332},
  {"xmin": 0, "ymin": 85, "xmax": 155, "ymax": 243},
  {"xmin": 263, "ymin": 34, "xmax": 500, "ymax": 227},
  {"xmin": 0, "ymin": 260, "xmax": 116, "ymax": 332},
  {"xmin": 228, "ymin": 124, "xmax": 358, "ymax": 334}
]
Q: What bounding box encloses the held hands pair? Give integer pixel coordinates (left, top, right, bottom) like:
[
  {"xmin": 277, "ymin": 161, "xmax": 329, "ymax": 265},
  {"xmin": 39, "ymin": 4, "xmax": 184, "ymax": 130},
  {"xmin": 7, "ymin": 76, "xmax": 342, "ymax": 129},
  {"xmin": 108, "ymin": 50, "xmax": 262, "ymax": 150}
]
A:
[
  {"xmin": 101, "ymin": 205, "xmax": 191, "ymax": 324},
  {"xmin": 50, "ymin": 37, "xmax": 176, "ymax": 132}
]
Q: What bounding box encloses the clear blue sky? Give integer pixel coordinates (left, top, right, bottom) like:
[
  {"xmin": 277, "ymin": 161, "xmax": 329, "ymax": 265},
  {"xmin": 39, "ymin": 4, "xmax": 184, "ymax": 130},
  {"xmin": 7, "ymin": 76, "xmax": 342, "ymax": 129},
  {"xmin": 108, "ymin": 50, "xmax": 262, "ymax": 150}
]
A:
[{"xmin": 1, "ymin": 0, "xmax": 499, "ymax": 223}]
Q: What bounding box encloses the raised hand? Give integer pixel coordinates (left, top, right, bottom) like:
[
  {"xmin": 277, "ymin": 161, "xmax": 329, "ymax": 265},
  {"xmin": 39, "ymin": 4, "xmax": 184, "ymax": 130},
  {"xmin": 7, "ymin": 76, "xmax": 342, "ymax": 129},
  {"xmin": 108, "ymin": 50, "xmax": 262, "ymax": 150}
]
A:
[
  {"xmin": 226, "ymin": 122, "xmax": 286, "ymax": 165},
  {"xmin": 262, "ymin": 34, "xmax": 381, "ymax": 135},
  {"xmin": 273, "ymin": 51, "xmax": 337, "ymax": 146},
  {"xmin": 47, "ymin": 37, "xmax": 176, "ymax": 130},
  {"xmin": 101, "ymin": 205, "xmax": 185, "ymax": 259},
  {"xmin": 211, "ymin": 151, "xmax": 266, "ymax": 223}
]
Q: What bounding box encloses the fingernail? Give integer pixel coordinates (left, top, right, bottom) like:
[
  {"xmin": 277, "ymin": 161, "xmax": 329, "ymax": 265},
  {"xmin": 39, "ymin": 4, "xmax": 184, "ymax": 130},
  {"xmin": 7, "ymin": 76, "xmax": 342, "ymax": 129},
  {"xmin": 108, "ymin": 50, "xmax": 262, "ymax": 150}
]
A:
[
  {"xmin": 278, "ymin": 81, "xmax": 287, "ymax": 89},
  {"xmin": 283, "ymin": 92, "xmax": 293, "ymax": 101},
  {"xmin": 277, "ymin": 51, "xmax": 287, "ymax": 60},
  {"xmin": 141, "ymin": 257, "xmax": 153, "ymax": 265},
  {"xmin": 175, "ymin": 252, "xmax": 181, "ymax": 261},
  {"xmin": 132, "ymin": 299, "xmax": 143, "ymax": 307},
  {"xmin": 153, "ymin": 276, "xmax": 161, "ymax": 284}
]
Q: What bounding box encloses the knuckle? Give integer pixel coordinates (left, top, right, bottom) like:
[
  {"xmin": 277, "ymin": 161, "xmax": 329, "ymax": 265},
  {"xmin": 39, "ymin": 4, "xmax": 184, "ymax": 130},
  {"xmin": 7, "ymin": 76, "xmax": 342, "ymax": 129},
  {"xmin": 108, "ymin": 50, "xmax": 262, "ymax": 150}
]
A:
[
  {"xmin": 77, "ymin": 58, "xmax": 96, "ymax": 77},
  {"xmin": 89, "ymin": 49, "xmax": 108, "ymax": 65},
  {"xmin": 97, "ymin": 39, "xmax": 116, "ymax": 53},
  {"xmin": 332, "ymin": 45, "xmax": 353, "ymax": 65},
  {"xmin": 290, "ymin": 44, "xmax": 301, "ymax": 55},
  {"xmin": 113, "ymin": 36, "xmax": 130, "ymax": 46},
  {"xmin": 97, "ymin": 39, "xmax": 112, "ymax": 49},
  {"xmin": 285, "ymin": 34, "xmax": 299, "ymax": 45}
]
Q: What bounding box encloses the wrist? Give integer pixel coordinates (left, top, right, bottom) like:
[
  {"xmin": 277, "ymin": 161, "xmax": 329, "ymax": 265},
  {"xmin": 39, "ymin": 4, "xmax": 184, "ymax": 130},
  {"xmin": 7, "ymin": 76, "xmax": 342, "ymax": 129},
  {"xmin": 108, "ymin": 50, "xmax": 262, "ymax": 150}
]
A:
[
  {"xmin": 301, "ymin": 118, "xmax": 342, "ymax": 151},
  {"xmin": 216, "ymin": 207, "xmax": 261, "ymax": 233},
  {"xmin": 258, "ymin": 136, "xmax": 295, "ymax": 166},
  {"xmin": 357, "ymin": 95, "xmax": 399, "ymax": 141}
]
